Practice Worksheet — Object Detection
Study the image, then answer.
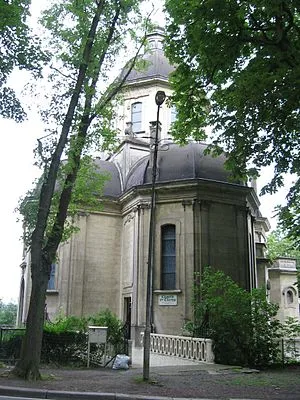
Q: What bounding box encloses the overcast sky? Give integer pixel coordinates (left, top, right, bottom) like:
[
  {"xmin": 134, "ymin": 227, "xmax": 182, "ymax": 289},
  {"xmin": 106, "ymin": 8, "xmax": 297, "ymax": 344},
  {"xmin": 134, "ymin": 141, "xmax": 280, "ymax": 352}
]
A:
[{"xmin": 0, "ymin": 1, "xmax": 292, "ymax": 303}]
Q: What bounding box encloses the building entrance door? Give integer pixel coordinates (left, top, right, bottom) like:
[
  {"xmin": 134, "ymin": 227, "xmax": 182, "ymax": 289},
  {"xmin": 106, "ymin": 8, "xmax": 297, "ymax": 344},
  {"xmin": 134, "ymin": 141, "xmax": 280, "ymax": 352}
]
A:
[{"xmin": 124, "ymin": 297, "xmax": 131, "ymax": 340}]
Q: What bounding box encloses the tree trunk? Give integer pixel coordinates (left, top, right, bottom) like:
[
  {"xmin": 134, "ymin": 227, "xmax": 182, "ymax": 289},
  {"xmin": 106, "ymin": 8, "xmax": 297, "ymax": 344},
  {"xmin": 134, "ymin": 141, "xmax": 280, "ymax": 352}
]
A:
[
  {"xmin": 12, "ymin": 2, "xmax": 104, "ymax": 380},
  {"xmin": 12, "ymin": 0, "xmax": 144, "ymax": 380},
  {"xmin": 13, "ymin": 255, "xmax": 49, "ymax": 379}
]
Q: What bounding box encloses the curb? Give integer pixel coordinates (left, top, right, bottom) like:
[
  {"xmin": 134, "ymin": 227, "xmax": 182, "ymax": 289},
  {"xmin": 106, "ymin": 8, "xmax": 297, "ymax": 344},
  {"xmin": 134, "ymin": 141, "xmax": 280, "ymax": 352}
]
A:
[{"xmin": 0, "ymin": 385, "xmax": 217, "ymax": 400}]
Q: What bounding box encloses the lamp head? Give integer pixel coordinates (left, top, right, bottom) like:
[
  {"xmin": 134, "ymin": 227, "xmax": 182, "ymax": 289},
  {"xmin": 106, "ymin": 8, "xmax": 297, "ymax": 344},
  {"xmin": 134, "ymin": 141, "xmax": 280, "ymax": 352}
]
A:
[{"xmin": 155, "ymin": 91, "xmax": 166, "ymax": 106}]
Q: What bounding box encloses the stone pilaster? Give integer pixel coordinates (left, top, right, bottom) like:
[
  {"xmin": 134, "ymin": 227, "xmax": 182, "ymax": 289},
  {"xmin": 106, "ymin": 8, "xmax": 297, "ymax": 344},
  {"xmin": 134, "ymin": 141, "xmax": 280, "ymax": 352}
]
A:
[{"xmin": 182, "ymin": 199, "xmax": 194, "ymax": 322}]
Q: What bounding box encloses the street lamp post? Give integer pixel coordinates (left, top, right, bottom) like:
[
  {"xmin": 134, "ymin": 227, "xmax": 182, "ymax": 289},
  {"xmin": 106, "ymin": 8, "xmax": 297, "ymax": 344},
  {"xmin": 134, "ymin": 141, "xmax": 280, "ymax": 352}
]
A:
[{"xmin": 143, "ymin": 90, "xmax": 166, "ymax": 381}]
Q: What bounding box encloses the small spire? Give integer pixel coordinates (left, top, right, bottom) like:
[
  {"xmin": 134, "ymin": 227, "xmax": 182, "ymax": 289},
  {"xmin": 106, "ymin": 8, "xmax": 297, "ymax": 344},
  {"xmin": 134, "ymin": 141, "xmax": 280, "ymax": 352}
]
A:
[
  {"xmin": 147, "ymin": 26, "xmax": 164, "ymax": 50},
  {"xmin": 125, "ymin": 121, "xmax": 134, "ymax": 136}
]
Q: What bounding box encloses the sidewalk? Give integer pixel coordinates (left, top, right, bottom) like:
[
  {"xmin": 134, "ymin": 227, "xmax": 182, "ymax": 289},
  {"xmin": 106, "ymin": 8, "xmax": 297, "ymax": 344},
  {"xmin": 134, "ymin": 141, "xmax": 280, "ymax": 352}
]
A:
[{"xmin": 1, "ymin": 348, "xmax": 300, "ymax": 399}]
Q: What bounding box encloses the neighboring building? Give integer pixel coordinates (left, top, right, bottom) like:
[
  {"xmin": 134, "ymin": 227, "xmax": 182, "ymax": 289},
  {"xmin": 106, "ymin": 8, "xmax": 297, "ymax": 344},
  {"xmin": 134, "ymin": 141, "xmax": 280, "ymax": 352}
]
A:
[
  {"xmin": 268, "ymin": 257, "xmax": 299, "ymax": 323},
  {"xmin": 18, "ymin": 30, "xmax": 287, "ymax": 343}
]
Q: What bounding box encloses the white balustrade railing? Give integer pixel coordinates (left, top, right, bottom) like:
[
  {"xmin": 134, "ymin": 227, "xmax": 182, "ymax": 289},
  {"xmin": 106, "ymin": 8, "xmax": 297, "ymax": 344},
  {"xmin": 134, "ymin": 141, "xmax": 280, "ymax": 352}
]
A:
[{"xmin": 141, "ymin": 333, "xmax": 214, "ymax": 363}]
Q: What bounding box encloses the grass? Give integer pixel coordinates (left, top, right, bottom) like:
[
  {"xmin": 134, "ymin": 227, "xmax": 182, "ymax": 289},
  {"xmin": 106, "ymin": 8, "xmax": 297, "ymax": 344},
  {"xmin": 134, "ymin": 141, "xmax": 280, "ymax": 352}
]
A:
[
  {"xmin": 40, "ymin": 373, "xmax": 60, "ymax": 381},
  {"xmin": 228, "ymin": 369, "xmax": 300, "ymax": 388}
]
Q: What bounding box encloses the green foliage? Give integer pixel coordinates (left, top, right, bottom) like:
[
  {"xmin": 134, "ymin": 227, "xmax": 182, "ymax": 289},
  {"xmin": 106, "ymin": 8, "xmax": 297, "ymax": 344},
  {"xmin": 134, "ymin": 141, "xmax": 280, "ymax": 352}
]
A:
[
  {"xmin": 88, "ymin": 309, "xmax": 124, "ymax": 353},
  {"xmin": 281, "ymin": 317, "xmax": 300, "ymax": 338},
  {"xmin": 44, "ymin": 309, "xmax": 125, "ymax": 357},
  {"xmin": 37, "ymin": 0, "xmax": 145, "ymax": 153},
  {"xmin": 266, "ymin": 228, "xmax": 300, "ymax": 290},
  {"xmin": 0, "ymin": 0, "xmax": 47, "ymax": 121},
  {"xmin": 165, "ymin": 1, "xmax": 300, "ymax": 237},
  {"xmin": 279, "ymin": 317, "xmax": 300, "ymax": 363},
  {"xmin": 0, "ymin": 300, "xmax": 17, "ymax": 326},
  {"xmin": 2, "ymin": 310, "xmax": 124, "ymax": 366},
  {"xmin": 0, "ymin": 329, "xmax": 25, "ymax": 362},
  {"xmin": 41, "ymin": 331, "xmax": 87, "ymax": 365},
  {"xmin": 266, "ymin": 229, "xmax": 300, "ymax": 265},
  {"xmin": 250, "ymin": 289, "xmax": 281, "ymax": 368},
  {"xmin": 44, "ymin": 314, "xmax": 87, "ymax": 333},
  {"xmin": 18, "ymin": 156, "xmax": 109, "ymax": 248},
  {"xmin": 187, "ymin": 267, "xmax": 281, "ymax": 367},
  {"xmin": 14, "ymin": 0, "xmax": 148, "ymax": 379},
  {"xmin": 17, "ymin": 0, "xmax": 147, "ymax": 251},
  {"xmin": 277, "ymin": 182, "xmax": 300, "ymax": 250}
]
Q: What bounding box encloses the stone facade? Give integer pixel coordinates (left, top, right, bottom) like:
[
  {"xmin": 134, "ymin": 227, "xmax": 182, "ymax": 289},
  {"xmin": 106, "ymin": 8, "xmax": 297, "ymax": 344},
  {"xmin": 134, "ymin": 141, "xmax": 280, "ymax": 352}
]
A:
[{"xmin": 38, "ymin": 176, "xmax": 260, "ymax": 346}]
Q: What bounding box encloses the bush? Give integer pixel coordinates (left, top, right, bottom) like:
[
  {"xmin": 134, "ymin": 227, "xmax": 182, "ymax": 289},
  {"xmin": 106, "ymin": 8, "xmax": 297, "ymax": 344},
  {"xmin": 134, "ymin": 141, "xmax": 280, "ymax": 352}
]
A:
[
  {"xmin": 44, "ymin": 314, "xmax": 87, "ymax": 333},
  {"xmin": 0, "ymin": 301, "xmax": 17, "ymax": 326},
  {"xmin": 88, "ymin": 309, "xmax": 125, "ymax": 354},
  {"xmin": 186, "ymin": 267, "xmax": 281, "ymax": 368},
  {"xmin": 250, "ymin": 289, "xmax": 281, "ymax": 367},
  {"xmin": 0, "ymin": 329, "xmax": 25, "ymax": 362},
  {"xmin": 42, "ymin": 309, "xmax": 126, "ymax": 365},
  {"xmin": 0, "ymin": 310, "xmax": 126, "ymax": 366},
  {"xmin": 41, "ymin": 330, "xmax": 87, "ymax": 365},
  {"xmin": 279, "ymin": 317, "xmax": 300, "ymax": 363}
]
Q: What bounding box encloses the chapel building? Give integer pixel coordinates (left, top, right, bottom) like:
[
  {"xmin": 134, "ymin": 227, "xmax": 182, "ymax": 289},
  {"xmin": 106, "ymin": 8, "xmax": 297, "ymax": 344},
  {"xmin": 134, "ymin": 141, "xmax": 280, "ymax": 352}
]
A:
[{"xmin": 18, "ymin": 29, "xmax": 297, "ymax": 345}]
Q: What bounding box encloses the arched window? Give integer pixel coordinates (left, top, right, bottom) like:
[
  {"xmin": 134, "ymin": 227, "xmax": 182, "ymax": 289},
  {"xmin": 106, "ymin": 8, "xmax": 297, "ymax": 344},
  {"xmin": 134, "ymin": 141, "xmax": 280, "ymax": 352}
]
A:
[
  {"xmin": 131, "ymin": 102, "xmax": 142, "ymax": 133},
  {"xmin": 283, "ymin": 286, "xmax": 296, "ymax": 307},
  {"xmin": 161, "ymin": 224, "xmax": 176, "ymax": 290}
]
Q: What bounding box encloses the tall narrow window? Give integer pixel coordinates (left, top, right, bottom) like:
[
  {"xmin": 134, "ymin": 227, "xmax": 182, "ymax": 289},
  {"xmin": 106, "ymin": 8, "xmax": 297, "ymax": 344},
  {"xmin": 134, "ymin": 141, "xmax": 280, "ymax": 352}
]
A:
[
  {"xmin": 48, "ymin": 263, "xmax": 56, "ymax": 290},
  {"xmin": 286, "ymin": 289, "xmax": 294, "ymax": 305},
  {"xmin": 161, "ymin": 224, "xmax": 176, "ymax": 290},
  {"xmin": 170, "ymin": 105, "xmax": 177, "ymax": 124},
  {"xmin": 131, "ymin": 102, "xmax": 142, "ymax": 133}
]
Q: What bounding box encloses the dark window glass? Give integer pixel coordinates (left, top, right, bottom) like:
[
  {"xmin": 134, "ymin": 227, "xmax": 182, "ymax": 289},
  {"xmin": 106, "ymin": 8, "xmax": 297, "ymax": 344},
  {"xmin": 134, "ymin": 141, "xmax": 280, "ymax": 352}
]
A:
[
  {"xmin": 48, "ymin": 263, "xmax": 56, "ymax": 290},
  {"xmin": 131, "ymin": 102, "xmax": 142, "ymax": 132},
  {"xmin": 287, "ymin": 289, "xmax": 294, "ymax": 305},
  {"xmin": 161, "ymin": 224, "xmax": 176, "ymax": 290}
]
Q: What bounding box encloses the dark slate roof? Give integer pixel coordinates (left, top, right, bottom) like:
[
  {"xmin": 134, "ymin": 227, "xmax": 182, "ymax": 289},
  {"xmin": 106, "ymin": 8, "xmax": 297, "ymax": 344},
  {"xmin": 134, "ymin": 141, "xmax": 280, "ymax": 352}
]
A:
[
  {"xmin": 124, "ymin": 143, "xmax": 239, "ymax": 192},
  {"xmin": 152, "ymin": 143, "xmax": 233, "ymax": 183},
  {"xmin": 94, "ymin": 158, "xmax": 122, "ymax": 198},
  {"xmin": 122, "ymin": 48, "xmax": 175, "ymax": 84},
  {"xmin": 125, "ymin": 156, "xmax": 149, "ymax": 189},
  {"xmin": 96, "ymin": 143, "xmax": 241, "ymax": 199}
]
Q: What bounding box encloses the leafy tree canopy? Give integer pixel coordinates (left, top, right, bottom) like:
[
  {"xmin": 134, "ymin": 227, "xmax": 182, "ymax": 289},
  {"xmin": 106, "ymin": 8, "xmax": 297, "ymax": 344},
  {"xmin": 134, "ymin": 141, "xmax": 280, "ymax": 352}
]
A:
[
  {"xmin": 276, "ymin": 182, "xmax": 300, "ymax": 248},
  {"xmin": 266, "ymin": 228, "xmax": 300, "ymax": 265},
  {"xmin": 0, "ymin": 299, "xmax": 17, "ymax": 326},
  {"xmin": 0, "ymin": 0, "xmax": 47, "ymax": 121},
  {"xmin": 18, "ymin": 0, "xmax": 149, "ymax": 251},
  {"xmin": 165, "ymin": 1, "xmax": 300, "ymax": 244},
  {"xmin": 14, "ymin": 0, "xmax": 149, "ymax": 380},
  {"xmin": 18, "ymin": 156, "xmax": 109, "ymax": 248}
]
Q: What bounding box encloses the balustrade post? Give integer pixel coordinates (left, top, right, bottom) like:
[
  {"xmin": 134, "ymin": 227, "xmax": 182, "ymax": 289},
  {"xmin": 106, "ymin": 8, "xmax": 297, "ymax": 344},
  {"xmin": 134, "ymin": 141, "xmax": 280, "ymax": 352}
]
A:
[{"xmin": 205, "ymin": 339, "xmax": 214, "ymax": 362}]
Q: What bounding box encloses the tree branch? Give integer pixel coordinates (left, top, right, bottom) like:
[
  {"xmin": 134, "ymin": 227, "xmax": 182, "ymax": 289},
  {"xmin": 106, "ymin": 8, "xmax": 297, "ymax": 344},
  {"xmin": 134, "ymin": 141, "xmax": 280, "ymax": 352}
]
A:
[
  {"xmin": 50, "ymin": 64, "xmax": 76, "ymax": 82},
  {"xmin": 30, "ymin": 0, "xmax": 106, "ymax": 255},
  {"xmin": 89, "ymin": 11, "xmax": 153, "ymax": 122},
  {"xmin": 44, "ymin": 1, "xmax": 123, "ymax": 255}
]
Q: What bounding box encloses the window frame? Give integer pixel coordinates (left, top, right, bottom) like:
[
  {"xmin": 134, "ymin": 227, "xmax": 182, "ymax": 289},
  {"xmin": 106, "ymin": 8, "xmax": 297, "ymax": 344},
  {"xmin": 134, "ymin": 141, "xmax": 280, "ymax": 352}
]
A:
[
  {"xmin": 47, "ymin": 263, "xmax": 57, "ymax": 291},
  {"xmin": 161, "ymin": 224, "xmax": 176, "ymax": 290},
  {"xmin": 283, "ymin": 286, "xmax": 297, "ymax": 308},
  {"xmin": 131, "ymin": 101, "xmax": 142, "ymax": 133},
  {"xmin": 170, "ymin": 105, "xmax": 177, "ymax": 124}
]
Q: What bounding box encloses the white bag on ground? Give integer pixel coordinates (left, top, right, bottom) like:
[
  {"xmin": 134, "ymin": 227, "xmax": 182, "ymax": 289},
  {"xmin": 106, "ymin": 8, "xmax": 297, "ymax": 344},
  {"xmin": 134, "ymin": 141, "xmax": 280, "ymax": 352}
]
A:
[{"xmin": 112, "ymin": 354, "xmax": 130, "ymax": 370}]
